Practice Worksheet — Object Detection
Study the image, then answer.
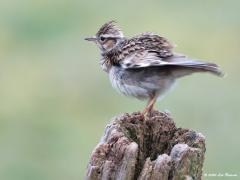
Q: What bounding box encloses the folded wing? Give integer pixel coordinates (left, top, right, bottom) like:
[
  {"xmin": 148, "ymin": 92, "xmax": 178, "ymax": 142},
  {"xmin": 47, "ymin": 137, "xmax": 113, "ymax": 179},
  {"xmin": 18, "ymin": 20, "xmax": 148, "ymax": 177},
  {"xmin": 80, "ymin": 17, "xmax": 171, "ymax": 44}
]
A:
[{"xmin": 120, "ymin": 51, "xmax": 223, "ymax": 77}]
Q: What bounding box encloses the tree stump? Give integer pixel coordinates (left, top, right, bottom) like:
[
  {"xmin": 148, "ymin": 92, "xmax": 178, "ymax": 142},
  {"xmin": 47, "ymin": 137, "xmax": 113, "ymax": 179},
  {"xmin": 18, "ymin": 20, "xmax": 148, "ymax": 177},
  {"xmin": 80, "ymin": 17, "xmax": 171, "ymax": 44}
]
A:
[{"xmin": 86, "ymin": 111, "xmax": 205, "ymax": 180}]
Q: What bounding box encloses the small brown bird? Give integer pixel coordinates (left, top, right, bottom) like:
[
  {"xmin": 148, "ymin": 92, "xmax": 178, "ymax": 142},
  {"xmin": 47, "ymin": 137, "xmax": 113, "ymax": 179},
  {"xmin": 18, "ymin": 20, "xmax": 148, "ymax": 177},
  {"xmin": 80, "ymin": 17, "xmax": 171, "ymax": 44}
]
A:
[{"xmin": 85, "ymin": 21, "xmax": 223, "ymax": 115}]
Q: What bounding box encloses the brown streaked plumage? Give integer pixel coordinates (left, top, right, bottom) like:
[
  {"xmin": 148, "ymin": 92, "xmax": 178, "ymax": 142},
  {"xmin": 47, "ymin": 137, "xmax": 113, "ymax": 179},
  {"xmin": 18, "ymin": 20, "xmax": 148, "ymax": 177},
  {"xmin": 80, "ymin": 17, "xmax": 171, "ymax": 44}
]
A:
[
  {"xmin": 96, "ymin": 20, "xmax": 123, "ymax": 38},
  {"xmin": 85, "ymin": 21, "xmax": 224, "ymax": 115}
]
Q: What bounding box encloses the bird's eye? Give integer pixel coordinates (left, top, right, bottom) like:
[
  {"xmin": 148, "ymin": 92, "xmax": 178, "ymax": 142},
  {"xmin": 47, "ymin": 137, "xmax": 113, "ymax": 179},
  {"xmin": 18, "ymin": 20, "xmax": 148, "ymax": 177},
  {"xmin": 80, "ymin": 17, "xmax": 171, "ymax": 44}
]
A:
[{"xmin": 100, "ymin": 37, "xmax": 105, "ymax": 41}]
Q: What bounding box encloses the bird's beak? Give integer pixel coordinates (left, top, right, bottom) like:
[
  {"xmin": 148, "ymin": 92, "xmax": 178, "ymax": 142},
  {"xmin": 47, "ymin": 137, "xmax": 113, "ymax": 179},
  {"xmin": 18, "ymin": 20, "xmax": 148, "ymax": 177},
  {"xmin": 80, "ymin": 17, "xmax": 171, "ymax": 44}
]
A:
[{"xmin": 84, "ymin": 36, "xmax": 97, "ymax": 41}]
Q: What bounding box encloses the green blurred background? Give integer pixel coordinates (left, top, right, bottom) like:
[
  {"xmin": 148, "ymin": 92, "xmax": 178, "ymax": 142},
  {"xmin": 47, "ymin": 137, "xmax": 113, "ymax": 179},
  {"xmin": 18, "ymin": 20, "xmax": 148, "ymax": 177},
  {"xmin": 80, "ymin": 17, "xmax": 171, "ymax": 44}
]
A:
[{"xmin": 0, "ymin": 0, "xmax": 239, "ymax": 179}]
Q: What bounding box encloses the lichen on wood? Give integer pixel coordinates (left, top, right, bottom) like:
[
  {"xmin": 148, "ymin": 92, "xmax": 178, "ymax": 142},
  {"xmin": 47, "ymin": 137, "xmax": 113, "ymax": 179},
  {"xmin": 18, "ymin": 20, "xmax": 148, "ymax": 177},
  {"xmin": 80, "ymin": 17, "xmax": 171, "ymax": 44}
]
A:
[{"xmin": 86, "ymin": 111, "xmax": 205, "ymax": 180}]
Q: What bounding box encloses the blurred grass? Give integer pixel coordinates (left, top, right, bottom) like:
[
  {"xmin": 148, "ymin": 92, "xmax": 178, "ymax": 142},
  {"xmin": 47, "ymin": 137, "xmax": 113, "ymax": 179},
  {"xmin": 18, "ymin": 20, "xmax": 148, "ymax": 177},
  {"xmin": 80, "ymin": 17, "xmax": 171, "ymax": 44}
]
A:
[{"xmin": 0, "ymin": 0, "xmax": 240, "ymax": 179}]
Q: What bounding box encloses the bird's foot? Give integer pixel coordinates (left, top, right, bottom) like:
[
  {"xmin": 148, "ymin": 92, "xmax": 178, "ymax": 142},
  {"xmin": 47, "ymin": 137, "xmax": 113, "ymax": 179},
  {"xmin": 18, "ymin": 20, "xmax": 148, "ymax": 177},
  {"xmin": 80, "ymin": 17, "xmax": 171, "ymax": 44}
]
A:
[{"xmin": 141, "ymin": 107, "xmax": 155, "ymax": 118}]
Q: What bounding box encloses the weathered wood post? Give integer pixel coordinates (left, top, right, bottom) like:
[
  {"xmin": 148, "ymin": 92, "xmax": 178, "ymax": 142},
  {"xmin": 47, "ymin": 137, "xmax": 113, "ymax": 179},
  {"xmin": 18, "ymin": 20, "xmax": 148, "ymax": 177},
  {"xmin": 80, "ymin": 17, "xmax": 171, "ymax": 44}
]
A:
[{"xmin": 86, "ymin": 111, "xmax": 205, "ymax": 180}]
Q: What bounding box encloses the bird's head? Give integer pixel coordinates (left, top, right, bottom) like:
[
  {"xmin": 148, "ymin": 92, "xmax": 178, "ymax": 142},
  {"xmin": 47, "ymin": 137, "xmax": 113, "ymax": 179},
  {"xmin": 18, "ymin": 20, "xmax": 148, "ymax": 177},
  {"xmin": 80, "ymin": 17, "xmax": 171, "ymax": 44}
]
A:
[{"xmin": 85, "ymin": 21, "xmax": 124, "ymax": 53}]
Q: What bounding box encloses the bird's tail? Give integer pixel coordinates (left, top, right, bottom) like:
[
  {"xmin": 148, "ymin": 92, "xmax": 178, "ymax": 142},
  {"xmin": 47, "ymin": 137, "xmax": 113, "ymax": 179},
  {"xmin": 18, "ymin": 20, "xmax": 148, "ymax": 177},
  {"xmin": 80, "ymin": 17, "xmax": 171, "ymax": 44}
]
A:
[
  {"xmin": 168, "ymin": 56, "xmax": 224, "ymax": 78},
  {"xmin": 168, "ymin": 54, "xmax": 224, "ymax": 78},
  {"xmin": 182, "ymin": 61, "xmax": 224, "ymax": 77}
]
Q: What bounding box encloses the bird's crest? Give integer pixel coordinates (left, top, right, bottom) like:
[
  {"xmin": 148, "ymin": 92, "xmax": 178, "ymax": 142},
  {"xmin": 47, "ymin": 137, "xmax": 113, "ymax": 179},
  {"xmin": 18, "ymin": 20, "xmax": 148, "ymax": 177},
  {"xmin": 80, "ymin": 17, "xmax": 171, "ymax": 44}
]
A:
[{"xmin": 96, "ymin": 21, "xmax": 124, "ymax": 38}]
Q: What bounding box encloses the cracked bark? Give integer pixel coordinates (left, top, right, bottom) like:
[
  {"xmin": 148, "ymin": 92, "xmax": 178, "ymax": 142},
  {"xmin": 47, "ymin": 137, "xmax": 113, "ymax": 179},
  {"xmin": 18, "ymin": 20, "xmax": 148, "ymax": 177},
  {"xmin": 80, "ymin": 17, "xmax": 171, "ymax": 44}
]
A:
[{"xmin": 85, "ymin": 111, "xmax": 205, "ymax": 180}]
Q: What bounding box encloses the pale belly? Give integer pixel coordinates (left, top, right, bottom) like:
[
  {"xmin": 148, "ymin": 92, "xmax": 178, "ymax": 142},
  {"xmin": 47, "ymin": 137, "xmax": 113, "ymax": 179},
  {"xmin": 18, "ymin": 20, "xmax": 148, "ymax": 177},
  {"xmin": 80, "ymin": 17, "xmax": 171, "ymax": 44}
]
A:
[{"xmin": 108, "ymin": 66, "xmax": 176, "ymax": 100}]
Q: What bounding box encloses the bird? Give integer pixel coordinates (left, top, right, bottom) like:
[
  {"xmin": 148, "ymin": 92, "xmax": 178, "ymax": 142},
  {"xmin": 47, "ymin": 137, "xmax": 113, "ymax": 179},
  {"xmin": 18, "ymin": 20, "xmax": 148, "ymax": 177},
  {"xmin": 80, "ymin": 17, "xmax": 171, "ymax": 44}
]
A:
[{"xmin": 85, "ymin": 21, "xmax": 223, "ymax": 115}]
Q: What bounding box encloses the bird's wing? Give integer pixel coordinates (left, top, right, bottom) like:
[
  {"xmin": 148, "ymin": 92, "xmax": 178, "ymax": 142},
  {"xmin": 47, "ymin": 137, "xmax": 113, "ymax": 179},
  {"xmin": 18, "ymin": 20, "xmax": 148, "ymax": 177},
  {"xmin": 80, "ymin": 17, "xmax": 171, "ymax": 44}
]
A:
[
  {"xmin": 120, "ymin": 50, "xmax": 164, "ymax": 68},
  {"xmin": 119, "ymin": 33, "xmax": 223, "ymax": 76},
  {"xmin": 119, "ymin": 32, "xmax": 174, "ymax": 68},
  {"xmin": 120, "ymin": 51, "xmax": 191, "ymax": 68},
  {"xmin": 120, "ymin": 52, "xmax": 223, "ymax": 76}
]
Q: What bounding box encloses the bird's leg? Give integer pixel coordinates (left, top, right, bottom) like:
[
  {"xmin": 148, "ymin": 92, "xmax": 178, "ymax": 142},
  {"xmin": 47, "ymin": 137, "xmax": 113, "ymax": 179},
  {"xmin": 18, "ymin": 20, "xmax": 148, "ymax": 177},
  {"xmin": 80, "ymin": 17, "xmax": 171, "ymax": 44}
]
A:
[
  {"xmin": 142, "ymin": 95, "xmax": 157, "ymax": 115},
  {"xmin": 148, "ymin": 96, "xmax": 157, "ymax": 112},
  {"xmin": 142, "ymin": 98, "xmax": 151, "ymax": 115}
]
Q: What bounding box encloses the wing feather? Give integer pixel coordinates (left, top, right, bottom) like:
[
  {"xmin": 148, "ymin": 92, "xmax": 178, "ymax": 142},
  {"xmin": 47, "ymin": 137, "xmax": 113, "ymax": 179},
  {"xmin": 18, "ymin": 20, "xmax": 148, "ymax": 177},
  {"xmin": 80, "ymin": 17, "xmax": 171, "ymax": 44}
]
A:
[
  {"xmin": 120, "ymin": 52, "xmax": 223, "ymax": 76},
  {"xmin": 116, "ymin": 33, "xmax": 223, "ymax": 76}
]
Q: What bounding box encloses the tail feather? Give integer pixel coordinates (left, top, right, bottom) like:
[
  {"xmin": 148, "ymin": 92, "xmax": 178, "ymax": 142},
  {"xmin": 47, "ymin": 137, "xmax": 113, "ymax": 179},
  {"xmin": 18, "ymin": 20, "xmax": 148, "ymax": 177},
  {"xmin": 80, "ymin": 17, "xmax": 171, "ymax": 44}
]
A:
[
  {"xmin": 184, "ymin": 62, "xmax": 224, "ymax": 77},
  {"xmin": 166, "ymin": 55, "xmax": 224, "ymax": 78}
]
